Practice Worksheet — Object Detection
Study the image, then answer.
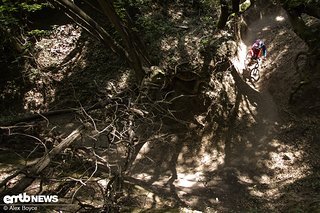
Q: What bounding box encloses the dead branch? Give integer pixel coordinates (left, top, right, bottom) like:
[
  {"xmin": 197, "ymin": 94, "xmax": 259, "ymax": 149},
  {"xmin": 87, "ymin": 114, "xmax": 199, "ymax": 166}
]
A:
[
  {"xmin": 72, "ymin": 156, "xmax": 98, "ymax": 202},
  {"xmin": 0, "ymin": 101, "xmax": 110, "ymax": 126},
  {"xmin": 0, "ymin": 125, "xmax": 85, "ymax": 197},
  {"xmin": 229, "ymin": 63, "xmax": 263, "ymax": 104}
]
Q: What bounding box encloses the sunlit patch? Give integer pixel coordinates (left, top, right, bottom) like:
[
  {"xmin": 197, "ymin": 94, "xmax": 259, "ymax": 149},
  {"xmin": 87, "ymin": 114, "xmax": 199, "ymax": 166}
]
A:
[
  {"xmin": 23, "ymin": 90, "xmax": 47, "ymax": 112},
  {"xmin": 200, "ymin": 153, "xmax": 211, "ymax": 164},
  {"xmin": 262, "ymin": 26, "xmax": 270, "ymax": 31},
  {"xmin": 278, "ymin": 29, "xmax": 286, "ymax": 35},
  {"xmin": 249, "ymin": 189, "xmax": 264, "ymax": 197},
  {"xmin": 275, "ymin": 16, "xmax": 285, "ymax": 22},
  {"xmin": 35, "ymin": 24, "xmax": 82, "ymax": 68},
  {"xmin": 238, "ymin": 174, "xmax": 254, "ymax": 184},
  {"xmin": 97, "ymin": 179, "xmax": 107, "ymax": 188},
  {"xmin": 195, "ymin": 137, "xmax": 226, "ymax": 172},
  {"xmin": 160, "ymin": 36, "xmax": 178, "ymax": 51},
  {"xmin": 251, "ymin": 147, "xmax": 311, "ymax": 199},
  {"xmin": 169, "ymin": 9, "xmax": 183, "ymax": 21},
  {"xmin": 116, "ymin": 71, "xmax": 131, "ymax": 90},
  {"xmin": 135, "ymin": 141, "xmax": 152, "ymax": 161},
  {"xmin": 134, "ymin": 173, "xmax": 153, "ymax": 181},
  {"xmin": 0, "ymin": 169, "xmax": 25, "ymax": 189},
  {"xmin": 231, "ymin": 41, "xmax": 248, "ymax": 74},
  {"xmin": 175, "ymin": 178, "xmax": 195, "ymax": 188},
  {"xmin": 174, "ymin": 173, "xmax": 202, "ymax": 188},
  {"xmin": 259, "ymin": 174, "xmax": 271, "ymax": 184}
]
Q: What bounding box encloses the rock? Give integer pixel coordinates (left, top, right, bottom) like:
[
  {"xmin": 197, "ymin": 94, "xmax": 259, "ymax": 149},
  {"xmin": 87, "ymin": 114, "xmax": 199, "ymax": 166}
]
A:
[{"xmin": 282, "ymin": 154, "xmax": 291, "ymax": 160}]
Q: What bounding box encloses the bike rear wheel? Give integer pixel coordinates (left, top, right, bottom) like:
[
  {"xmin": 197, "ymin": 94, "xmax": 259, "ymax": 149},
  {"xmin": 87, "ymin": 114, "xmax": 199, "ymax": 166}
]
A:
[{"xmin": 250, "ymin": 66, "xmax": 260, "ymax": 82}]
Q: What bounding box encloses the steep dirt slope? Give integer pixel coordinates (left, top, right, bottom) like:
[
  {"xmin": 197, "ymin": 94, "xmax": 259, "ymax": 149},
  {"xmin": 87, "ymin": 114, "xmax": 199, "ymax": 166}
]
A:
[
  {"xmin": 127, "ymin": 5, "xmax": 319, "ymax": 212},
  {"xmin": 243, "ymin": 7, "xmax": 308, "ymax": 106}
]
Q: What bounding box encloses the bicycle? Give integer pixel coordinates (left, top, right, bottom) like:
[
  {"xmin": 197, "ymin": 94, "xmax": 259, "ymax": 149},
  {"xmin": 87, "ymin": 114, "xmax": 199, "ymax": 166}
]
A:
[{"xmin": 245, "ymin": 51, "xmax": 260, "ymax": 82}]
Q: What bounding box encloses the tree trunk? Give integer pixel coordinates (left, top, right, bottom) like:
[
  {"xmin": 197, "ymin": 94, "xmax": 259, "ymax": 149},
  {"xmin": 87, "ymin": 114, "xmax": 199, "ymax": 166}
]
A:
[
  {"xmin": 280, "ymin": 0, "xmax": 320, "ymax": 51},
  {"xmin": 50, "ymin": 0, "xmax": 128, "ymax": 59},
  {"xmin": 232, "ymin": 0, "xmax": 240, "ymax": 13},
  {"xmin": 217, "ymin": 0, "xmax": 230, "ymax": 29},
  {"xmin": 97, "ymin": 0, "xmax": 146, "ymax": 82},
  {"xmin": 51, "ymin": 0, "xmax": 146, "ymax": 82},
  {"xmin": 284, "ymin": 9, "xmax": 318, "ymax": 53}
]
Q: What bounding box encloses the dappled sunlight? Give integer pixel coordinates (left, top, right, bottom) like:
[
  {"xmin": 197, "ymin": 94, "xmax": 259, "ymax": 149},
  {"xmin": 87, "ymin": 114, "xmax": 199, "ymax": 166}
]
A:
[
  {"xmin": 174, "ymin": 173, "xmax": 201, "ymax": 188},
  {"xmin": 248, "ymin": 138, "xmax": 311, "ymax": 198},
  {"xmin": 262, "ymin": 26, "xmax": 271, "ymax": 31},
  {"xmin": 21, "ymin": 24, "xmax": 85, "ymax": 112},
  {"xmin": 231, "ymin": 40, "xmax": 248, "ymax": 74},
  {"xmin": 199, "ymin": 152, "xmax": 223, "ymax": 169},
  {"xmin": 169, "ymin": 9, "xmax": 184, "ymax": 21},
  {"xmin": 160, "ymin": 36, "xmax": 178, "ymax": 51},
  {"xmin": 114, "ymin": 70, "xmax": 132, "ymax": 91},
  {"xmin": 35, "ymin": 24, "xmax": 82, "ymax": 69},
  {"xmin": 134, "ymin": 173, "xmax": 154, "ymax": 182},
  {"xmin": 23, "ymin": 88, "xmax": 56, "ymax": 112},
  {"xmin": 0, "ymin": 0, "xmax": 318, "ymax": 211},
  {"xmin": 134, "ymin": 141, "xmax": 152, "ymax": 162},
  {"xmin": 276, "ymin": 16, "xmax": 285, "ymax": 22},
  {"xmin": 238, "ymin": 100, "xmax": 258, "ymax": 121}
]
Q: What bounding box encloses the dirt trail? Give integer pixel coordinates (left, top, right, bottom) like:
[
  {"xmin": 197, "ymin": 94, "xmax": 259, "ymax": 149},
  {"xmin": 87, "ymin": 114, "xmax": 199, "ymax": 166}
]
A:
[
  {"xmin": 128, "ymin": 6, "xmax": 313, "ymax": 212},
  {"xmin": 243, "ymin": 7, "xmax": 307, "ymax": 104}
]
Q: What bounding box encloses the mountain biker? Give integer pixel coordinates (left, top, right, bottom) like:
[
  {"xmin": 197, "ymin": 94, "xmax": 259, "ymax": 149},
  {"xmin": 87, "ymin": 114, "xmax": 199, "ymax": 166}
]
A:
[
  {"xmin": 244, "ymin": 39, "xmax": 266, "ymax": 82},
  {"xmin": 248, "ymin": 39, "xmax": 267, "ymax": 62}
]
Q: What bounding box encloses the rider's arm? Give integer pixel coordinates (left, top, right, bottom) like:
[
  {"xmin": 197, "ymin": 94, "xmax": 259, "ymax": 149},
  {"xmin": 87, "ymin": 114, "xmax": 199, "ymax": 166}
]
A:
[{"xmin": 262, "ymin": 46, "xmax": 267, "ymax": 58}]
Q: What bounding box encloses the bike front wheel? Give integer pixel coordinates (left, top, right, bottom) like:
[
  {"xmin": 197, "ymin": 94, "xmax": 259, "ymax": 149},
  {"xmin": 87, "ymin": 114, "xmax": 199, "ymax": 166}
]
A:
[{"xmin": 250, "ymin": 67, "xmax": 260, "ymax": 82}]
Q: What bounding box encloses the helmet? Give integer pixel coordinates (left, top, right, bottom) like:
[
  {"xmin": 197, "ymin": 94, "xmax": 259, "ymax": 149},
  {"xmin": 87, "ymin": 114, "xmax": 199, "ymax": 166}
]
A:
[
  {"xmin": 254, "ymin": 39, "xmax": 264, "ymax": 49},
  {"xmin": 252, "ymin": 42, "xmax": 259, "ymax": 49}
]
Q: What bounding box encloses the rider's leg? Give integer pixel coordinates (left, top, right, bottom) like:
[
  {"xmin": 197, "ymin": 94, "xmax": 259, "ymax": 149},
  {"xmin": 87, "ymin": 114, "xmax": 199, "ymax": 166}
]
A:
[{"xmin": 257, "ymin": 58, "xmax": 262, "ymax": 66}]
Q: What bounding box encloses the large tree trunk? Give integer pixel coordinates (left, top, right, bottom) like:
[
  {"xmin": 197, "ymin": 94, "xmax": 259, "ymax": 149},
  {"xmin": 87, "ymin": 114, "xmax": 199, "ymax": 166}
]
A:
[
  {"xmin": 217, "ymin": 0, "xmax": 230, "ymax": 29},
  {"xmin": 286, "ymin": 11, "xmax": 312, "ymax": 44},
  {"xmin": 50, "ymin": 0, "xmax": 128, "ymax": 58},
  {"xmin": 97, "ymin": 0, "xmax": 146, "ymax": 82},
  {"xmin": 217, "ymin": 0, "xmax": 256, "ymax": 29},
  {"xmin": 280, "ymin": 0, "xmax": 320, "ymax": 52},
  {"xmin": 50, "ymin": 0, "xmax": 147, "ymax": 83},
  {"xmin": 232, "ymin": 0, "xmax": 240, "ymax": 13}
]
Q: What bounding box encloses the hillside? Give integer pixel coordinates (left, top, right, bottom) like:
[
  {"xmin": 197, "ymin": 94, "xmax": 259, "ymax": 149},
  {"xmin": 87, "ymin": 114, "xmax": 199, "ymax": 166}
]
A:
[{"xmin": 0, "ymin": 1, "xmax": 319, "ymax": 212}]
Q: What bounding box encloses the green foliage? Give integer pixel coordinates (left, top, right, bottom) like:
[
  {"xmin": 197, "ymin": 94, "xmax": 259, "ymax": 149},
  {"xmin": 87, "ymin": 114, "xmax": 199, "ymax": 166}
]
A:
[
  {"xmin": 200, "ymin": 37, "xmax": 209, "ymax": 47},
  {"xmin": 0, "ymin": 0, "xmax": 48, "ymax": 29},
  {"xmin": 19, "ymin": 2, "xmax": 45, "ymax": 12},
  {"xmin": 201, "ymin": 0, "xmax": 219, "ymax": 10},
  {"xmin": 197, "ymin": 0, "xmax": 220, "ymax": 16},
  {"xmin": 240, "ymin": 0, "xmax": 251, "ymax": 13},
  {"xmin": 114, "ymin": 0, "xmax": 148, "ymax": 20},
  {"xmin": 138, "ymin": 14, "xmax": 173, "ymax": 40},
  {"xmin": 27, "ymin": 29, "xmax": 50, "ymax": 37},
  {"xmin": 201, "ymin": 15, "xmax": 215, "ymax": 26}
]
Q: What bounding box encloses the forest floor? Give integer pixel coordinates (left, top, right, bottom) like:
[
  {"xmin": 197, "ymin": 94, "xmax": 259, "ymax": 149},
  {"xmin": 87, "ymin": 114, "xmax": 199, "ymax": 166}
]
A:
[
  {"xmin": 125, "ymin": 6, "xmax": 320, "ymax": 212},
  {"xmin": 0, "ymin": 3, "xmax": 319, "ymax": 213}
]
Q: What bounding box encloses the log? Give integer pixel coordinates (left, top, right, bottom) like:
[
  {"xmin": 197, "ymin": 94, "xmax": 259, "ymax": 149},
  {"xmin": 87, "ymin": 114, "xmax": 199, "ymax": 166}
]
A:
[{"xmin": 0, "ymin": 125, "xmax": 85, "ymax": 197}]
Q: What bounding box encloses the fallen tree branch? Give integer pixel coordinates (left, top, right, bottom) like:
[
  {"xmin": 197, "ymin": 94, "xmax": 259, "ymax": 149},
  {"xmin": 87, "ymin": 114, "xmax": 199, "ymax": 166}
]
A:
[
  {"xmin": 0, "ymin": 101, "xmax": 110, "ymax": 127},
  {"xmin": 0, "ymin": 125, "xmax": 85, "ymax": 197},
  {"xmin": 230, "ymin": 63, "xmax": 263, "ymax": 104}
]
